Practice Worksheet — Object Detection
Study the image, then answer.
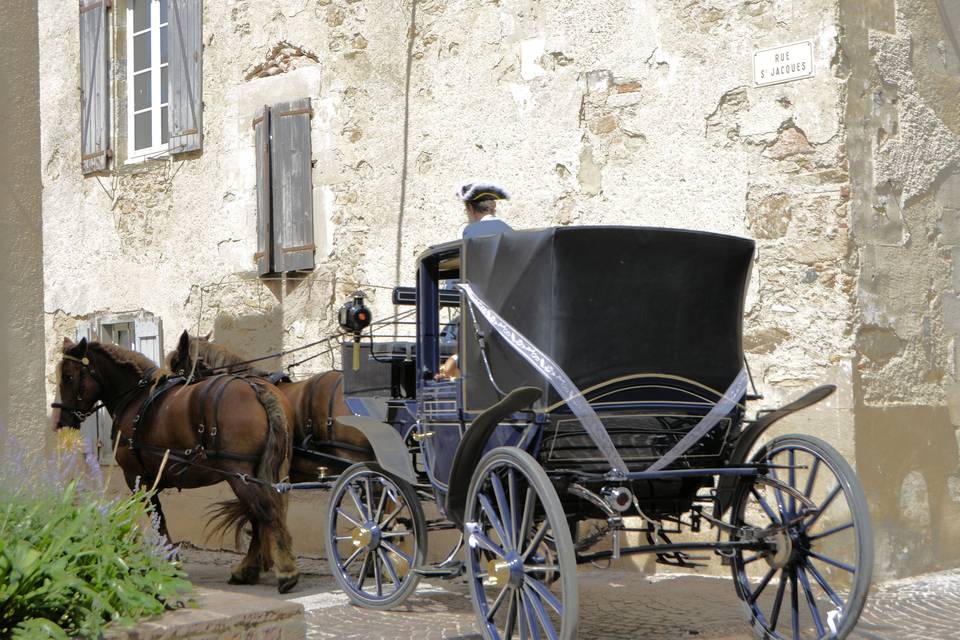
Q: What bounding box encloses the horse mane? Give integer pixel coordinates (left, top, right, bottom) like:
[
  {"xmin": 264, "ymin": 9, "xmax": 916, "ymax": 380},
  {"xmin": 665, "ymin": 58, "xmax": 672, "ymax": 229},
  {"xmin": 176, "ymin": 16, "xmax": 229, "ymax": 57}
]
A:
[
  {"xmin": 72, "ymin": 341, "xmax": 161, "ymax": 378},
  {"xmin": 193, "ymin": 338, "xmax": 271, "ymax": 376}
]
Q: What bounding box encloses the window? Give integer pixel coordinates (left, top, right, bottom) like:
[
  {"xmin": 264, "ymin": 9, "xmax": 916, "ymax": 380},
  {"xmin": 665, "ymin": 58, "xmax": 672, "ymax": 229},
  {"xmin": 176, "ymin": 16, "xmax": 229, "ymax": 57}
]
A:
[{"xmin": 126, "ymin": 0, "xmax": 169, "ymax": 160}]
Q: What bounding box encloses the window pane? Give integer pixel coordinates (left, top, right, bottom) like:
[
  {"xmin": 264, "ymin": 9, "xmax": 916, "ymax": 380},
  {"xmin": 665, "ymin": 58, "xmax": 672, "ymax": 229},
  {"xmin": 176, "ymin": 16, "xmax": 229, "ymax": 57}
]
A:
[
  {"xmin": 135, "ymin": 111, "xmax": 152, "ymax": 150},
  {"xmin": 160, "ymin": 25, "xmax": 168, "ymax": 64},
  {"xmin": 133, "ymin": 0, "xmax": 150, "ymax": 32},
  {"xmin": 161, "ymin": 66, "xmax": 168, "ymax": 104},
  {"xmin": 159, "ymin": 0, "xmax": 168, "ymax": 25},
  {"xmin": 134, "ymin": 72, "xmax": 151, "ymax": 111},
  {"xmin": 161, "ymin": 106, "xmax": 169, "ymax": 144},
  {"xmin": 133, "ymin": 32, "xmax": 151, "ymax": 72}
]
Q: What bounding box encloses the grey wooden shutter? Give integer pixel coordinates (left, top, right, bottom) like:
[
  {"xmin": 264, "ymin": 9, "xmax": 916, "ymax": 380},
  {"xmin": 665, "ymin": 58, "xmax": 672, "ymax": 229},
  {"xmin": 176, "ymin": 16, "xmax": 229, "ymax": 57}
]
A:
[
  {"xmin": 168, "ymin": 0, "xmax": 203, "ymax": 154},
  {"xmin": 133, "ymin": 312, "xmax": 163, "ymax": 366},
  {"xmin": 254, "ymin": 106, "xmax": 273, "ymax": 275},
  {"xmin": 269, "ymin": 98, "xmax": 315, "ymax": 272},
  {"xmin": 79, "ymin": 0, "xmax": 110, "ymax": 174}
]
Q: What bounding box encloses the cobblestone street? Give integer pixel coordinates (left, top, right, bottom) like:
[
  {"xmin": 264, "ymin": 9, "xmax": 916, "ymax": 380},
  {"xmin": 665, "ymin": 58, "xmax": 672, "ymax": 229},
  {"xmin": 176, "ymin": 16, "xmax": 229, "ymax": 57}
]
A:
[{"xmin": 182, "ymin": 548, "xmax": 960, "ymax": 639}]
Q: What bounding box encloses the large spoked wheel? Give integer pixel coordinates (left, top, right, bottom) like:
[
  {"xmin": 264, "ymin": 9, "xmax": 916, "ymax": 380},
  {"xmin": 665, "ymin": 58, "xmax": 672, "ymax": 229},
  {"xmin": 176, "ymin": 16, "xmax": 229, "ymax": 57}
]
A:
[
  {"xmin": 730, "ymin": 435, "xmax": 873, "ymax": 640},
  {"xmin": 325, "ymin": 462, "xmax": 427, "ymax": 609},
  {"xmin": 464, "ymin": 447, "xmax": 579, "ymax": 640}
]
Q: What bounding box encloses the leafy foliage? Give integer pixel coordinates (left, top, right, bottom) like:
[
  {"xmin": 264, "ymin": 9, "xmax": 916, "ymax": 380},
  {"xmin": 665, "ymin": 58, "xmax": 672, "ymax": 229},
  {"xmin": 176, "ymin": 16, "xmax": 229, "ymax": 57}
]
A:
[{"xmin": 0, "ymin": 429, "xmax": 191, "ymax": 638}]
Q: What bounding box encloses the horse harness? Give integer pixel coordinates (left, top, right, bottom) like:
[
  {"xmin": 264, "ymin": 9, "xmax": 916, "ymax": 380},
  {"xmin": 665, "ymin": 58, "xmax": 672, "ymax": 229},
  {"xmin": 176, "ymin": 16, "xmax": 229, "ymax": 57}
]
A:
[{"xmin": 299, "ymin": 373, "xmax": 370, "ymax": 457}]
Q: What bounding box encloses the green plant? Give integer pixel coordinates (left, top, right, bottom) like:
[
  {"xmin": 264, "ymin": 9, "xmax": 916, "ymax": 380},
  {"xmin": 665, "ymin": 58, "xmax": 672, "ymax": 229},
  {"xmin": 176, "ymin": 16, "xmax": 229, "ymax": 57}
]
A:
[{"xmin": 0, "ymin": 431, "xmax": 190, "ymax": 639}]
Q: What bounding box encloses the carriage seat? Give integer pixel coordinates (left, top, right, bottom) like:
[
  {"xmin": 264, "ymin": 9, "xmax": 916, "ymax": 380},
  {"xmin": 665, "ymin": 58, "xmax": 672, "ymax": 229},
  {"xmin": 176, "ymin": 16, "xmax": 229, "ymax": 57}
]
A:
[{"xmin": 341, "ymin": 340, "xmax": 453, "ymax": 399}]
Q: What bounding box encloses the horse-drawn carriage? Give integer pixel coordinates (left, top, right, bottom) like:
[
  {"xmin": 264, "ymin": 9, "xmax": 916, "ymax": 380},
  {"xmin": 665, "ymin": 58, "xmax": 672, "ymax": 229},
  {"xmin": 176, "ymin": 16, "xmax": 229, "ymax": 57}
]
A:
[
  {"xmin": 55, "ymin": 225, "xmax": 872, "ymax": 639},
  {"xmin": 319, "ymin": 226, "xmax": 873, "ymax": 639}
]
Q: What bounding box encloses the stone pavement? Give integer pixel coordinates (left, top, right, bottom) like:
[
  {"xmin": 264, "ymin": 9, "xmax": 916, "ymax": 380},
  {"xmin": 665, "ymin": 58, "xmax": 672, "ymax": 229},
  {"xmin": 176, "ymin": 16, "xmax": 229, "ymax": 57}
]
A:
[{"xmin": 180, "ymin": 548, "xmax": 960, "ymax": 639}]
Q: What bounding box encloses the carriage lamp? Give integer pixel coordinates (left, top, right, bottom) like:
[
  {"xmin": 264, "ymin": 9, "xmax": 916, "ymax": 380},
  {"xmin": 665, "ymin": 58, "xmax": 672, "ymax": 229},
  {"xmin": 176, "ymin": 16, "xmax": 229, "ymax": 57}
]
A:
[
  {"xmin": 338, "ymin": 290, "xmax": 372, "ymax": 371},
  {"xmin": 601, "ymin": 486, "xmax": 633, "ymax": 513}
]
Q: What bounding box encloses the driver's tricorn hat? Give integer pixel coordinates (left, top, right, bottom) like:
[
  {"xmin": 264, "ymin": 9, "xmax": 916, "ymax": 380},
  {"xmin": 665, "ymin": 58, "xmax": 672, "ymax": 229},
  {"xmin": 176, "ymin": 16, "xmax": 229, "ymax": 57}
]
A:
[{"xmin": 456, "ymin": 180, "xmax": 510, "ymax": 203}]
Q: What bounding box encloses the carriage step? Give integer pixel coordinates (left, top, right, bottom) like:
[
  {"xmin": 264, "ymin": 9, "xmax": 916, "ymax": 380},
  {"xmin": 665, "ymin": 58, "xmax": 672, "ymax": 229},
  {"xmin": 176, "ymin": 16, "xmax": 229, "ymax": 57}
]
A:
[{"xmin": 414, "ymin": 562, "xmax": 464, "ymax": 579}]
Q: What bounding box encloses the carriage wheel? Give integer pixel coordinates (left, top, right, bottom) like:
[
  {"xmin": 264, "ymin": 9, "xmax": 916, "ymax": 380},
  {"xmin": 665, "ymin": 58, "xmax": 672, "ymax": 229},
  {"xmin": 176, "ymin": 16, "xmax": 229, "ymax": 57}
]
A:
[
  {"xmin": 729, "ymin": 435, "xmax": 873, "ymax": 640},
  {"xmin": 464, "ymin": 447, "xmax": 579, "ymax": 640},
  {"xmin": 325, "ymin": 462, "xmax": 427, "ymax": 609}
]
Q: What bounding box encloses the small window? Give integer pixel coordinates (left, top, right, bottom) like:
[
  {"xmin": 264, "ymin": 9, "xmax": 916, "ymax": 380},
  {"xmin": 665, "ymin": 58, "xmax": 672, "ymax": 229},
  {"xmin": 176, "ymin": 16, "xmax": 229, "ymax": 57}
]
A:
[{"xmin": 126, "ymin": 0, "xmax": 169, "ymax": 160}]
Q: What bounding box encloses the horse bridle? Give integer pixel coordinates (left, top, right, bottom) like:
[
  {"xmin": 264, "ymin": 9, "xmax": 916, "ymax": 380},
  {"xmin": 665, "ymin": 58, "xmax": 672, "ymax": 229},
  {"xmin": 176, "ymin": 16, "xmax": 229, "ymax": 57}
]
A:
[{"xmin": 52, "ymin": 353, "xmax": 156, "ymax": 429}]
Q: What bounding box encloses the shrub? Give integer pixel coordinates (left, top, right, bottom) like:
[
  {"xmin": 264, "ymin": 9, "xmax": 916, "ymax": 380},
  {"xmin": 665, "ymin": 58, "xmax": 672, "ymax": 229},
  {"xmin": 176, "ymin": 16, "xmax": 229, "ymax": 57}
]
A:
[{"xmin": 0, "ymin": 428, "xmax": 191, "ymax": 639}]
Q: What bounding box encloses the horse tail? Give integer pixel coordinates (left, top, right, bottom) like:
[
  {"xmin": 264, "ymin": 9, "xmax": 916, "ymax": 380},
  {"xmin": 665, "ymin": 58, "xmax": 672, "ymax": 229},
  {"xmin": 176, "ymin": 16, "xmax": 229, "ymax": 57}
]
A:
[
  {"xmin": 251, "ymin": 380, "xmax": 291, "ymax": 488},
  {"xmin": 206, "ymin": 380, "xmax": 291, "ymax": 550}
]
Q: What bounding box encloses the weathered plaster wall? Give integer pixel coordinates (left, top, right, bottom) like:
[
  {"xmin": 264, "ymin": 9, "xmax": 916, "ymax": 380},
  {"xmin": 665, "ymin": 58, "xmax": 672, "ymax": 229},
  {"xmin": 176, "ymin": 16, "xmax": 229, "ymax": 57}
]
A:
[
  {"xmin": 1, "ymin": 1, "xmax": 48, "ymax": 453},
  {"xmin": 840, "ymin": 0, "xmax": 960, "ymax": 577}
]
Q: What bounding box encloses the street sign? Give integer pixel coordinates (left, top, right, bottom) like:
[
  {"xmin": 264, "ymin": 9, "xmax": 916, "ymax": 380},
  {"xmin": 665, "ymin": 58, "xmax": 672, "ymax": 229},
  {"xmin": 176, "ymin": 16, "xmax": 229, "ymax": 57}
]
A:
[{"xmin": 753, "ymin": 40, "xmax": 814, "ymax": 87}]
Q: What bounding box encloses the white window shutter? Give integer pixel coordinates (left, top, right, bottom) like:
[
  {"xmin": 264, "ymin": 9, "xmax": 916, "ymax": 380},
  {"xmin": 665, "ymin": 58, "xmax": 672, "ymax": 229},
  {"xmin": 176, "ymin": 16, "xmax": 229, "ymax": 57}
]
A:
[
  {"xmin": 134, "ymin": 313, "xmax": 163, "ymax": 366},
  {"xmin": 79, "ymin": 0, "xmax": 111, "ymax": 173},
  {"xmin": 168, "ymin": 0, "xmax": 203, "ymax": 154}
]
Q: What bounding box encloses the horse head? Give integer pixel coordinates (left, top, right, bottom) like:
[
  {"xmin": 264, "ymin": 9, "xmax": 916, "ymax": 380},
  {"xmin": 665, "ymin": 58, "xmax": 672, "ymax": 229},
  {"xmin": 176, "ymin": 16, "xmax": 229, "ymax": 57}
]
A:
[
  {"xmin": 166, "ymin": 330, "xmax": 214, "ymax": 378},
  {"xmin": 54, "ymin": 337, "xmax": 104, "ymax": 429}
]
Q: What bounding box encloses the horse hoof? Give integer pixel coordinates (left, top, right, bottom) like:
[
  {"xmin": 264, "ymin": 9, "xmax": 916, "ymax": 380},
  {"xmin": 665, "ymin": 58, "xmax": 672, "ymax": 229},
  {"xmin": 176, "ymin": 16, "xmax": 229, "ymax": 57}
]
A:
[
  {"xmin": 228, "ymin": 566, "xmax": 260, "ymax": 585},
  {"xmin": 277, "ymin": 573, "xmax": 300, "ymax": 593}
]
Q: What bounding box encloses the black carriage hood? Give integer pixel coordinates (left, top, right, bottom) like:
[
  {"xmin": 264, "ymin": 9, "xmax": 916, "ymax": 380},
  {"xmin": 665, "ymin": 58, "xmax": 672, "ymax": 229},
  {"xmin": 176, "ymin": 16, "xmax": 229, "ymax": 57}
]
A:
[{"xmin": 459, "ymin": 226, "xmax": 755, "ymax": 413}]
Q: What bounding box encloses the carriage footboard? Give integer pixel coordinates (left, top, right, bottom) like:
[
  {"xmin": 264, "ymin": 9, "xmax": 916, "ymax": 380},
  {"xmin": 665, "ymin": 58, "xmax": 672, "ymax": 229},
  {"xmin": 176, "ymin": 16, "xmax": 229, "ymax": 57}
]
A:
[{"xmin": 713, "ymin": 384, "xmax": 836, "ymax": 517}]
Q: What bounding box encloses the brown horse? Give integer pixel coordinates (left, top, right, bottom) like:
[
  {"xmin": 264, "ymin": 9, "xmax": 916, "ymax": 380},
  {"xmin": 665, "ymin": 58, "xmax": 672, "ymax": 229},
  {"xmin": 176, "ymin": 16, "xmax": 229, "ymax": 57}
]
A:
[
  {"xmin": 165, "ymin": 331, "xmax": 372, "ymax": 480},
  {"xmin": 54, "ymin": 337, "xmax": 300, "ymax": 592}
]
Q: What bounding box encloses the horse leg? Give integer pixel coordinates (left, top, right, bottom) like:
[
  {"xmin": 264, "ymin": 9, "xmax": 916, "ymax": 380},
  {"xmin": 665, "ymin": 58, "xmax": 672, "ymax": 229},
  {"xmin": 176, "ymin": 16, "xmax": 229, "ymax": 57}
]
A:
[
  {"xmin": 269, "ymin": 491, "xmax": 299, "ymax": 593},
  {"xmin": 224, "ymin": 477, "xmax": 266, "ymax": 585},
  {"xmin": 148, "ymin": 493, "xmax": 172, "ymax": 542}
]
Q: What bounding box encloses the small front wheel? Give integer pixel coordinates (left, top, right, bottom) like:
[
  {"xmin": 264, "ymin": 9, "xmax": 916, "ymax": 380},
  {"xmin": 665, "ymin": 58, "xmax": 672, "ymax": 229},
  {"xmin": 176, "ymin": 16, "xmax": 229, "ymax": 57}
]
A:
[
  {"xmin": 325, "ymin": 462, "xmax": 427, "ymax": 609},
  {"xmin": 729, "ymin": 434, "xmax": 873, "ymax": 639},
  {"xmin": 464, "ymin": 447, "xmax": 579, "ymax": 640}
]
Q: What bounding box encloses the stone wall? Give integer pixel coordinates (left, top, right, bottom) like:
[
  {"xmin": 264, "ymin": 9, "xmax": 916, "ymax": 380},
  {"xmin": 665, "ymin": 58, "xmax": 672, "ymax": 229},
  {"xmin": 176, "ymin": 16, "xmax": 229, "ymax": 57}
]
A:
[{"xmin": 840, "ymin": 0, "xmax": 960, "ymax": 577}]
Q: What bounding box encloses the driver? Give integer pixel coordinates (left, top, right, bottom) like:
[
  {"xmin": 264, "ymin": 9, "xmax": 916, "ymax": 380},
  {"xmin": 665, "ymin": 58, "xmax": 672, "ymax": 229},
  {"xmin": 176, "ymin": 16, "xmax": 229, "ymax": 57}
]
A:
[{"xmin": 435, "ymin": 181, "xmax": 512, "ymax": 380}]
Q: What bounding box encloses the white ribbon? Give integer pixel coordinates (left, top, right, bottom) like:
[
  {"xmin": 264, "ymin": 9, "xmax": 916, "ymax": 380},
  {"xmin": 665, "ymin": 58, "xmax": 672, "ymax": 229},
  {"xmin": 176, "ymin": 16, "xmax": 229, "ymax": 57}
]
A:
[{"xmin": 458, "ymin": 283, "xmax": 628, "ymax": 475}]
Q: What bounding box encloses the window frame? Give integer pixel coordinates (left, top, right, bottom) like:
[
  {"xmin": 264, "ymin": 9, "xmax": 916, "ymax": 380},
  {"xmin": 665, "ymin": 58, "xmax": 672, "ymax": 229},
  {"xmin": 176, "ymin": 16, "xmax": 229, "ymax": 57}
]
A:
[{"xmin": 125, "ymin": 0, "xmax": 169, "ymax": 162}]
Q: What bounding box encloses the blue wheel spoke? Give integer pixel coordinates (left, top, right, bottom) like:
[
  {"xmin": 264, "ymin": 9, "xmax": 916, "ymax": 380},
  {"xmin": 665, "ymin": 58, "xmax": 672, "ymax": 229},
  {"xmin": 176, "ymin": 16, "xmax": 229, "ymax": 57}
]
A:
[
  {"xmin": 469, "ymin": 528, "xmax": 507, "ymax": 559},
  {"xmin": 804, "ymin": 560, "xmax": 845, "ymax": 607},
  {"xmin": 523, "ymin": 585, "xmax": 559, "ymax": 640},
  {"xmin": 798, "ymin": 565, "xmax": 826, "ymax": 637},
  {"xmin": 347, "ymin": 483, "xmax": 369, "ymax": 521},
  {"xmin": 769, "ymin": 571, "xmax": 788, "ymax": 632},
  {"xmin": 507, "ymin": 469, "xmax": 520, "ymax": 549},
  {"xmin": 804, "ymin": 484, "xmax": 841, "ymax": 531},
  {"xmin": 517, "ymin": 486, "xmax": 535, "ymax": 550},
  {"xmin": 522, "ymin": 523, "xmax": 550, "ymax": 562},
  {"xmin": 517, "ymin": 589, "xmax": 530, "ymax": 640},
  {"xmin": 751, "ymin": 487, "xmax": 782, "ymax": 525},
  {"xmin": 769, "ymin": 466, "xmax": 790, "ymax": 520},
  {"xmin": 377, "ymin": 548, "xmax": 400, "ymax": 587},
  {"xmin": 374, "ymin": 480, "xmax": 390, "ymax": 523},
  {"xmin": 525, "ymin": 576, "xmax": 563, "ymax": 615},
  {"xmin": 491, "ymin": 471, "xmax": 514, "ymax": 549},
  {"xmin": 808, "ymin": 521, "xmax": 854, "ymax": 542},
  {"xmin": 503, "ymin": 589, "xmax": 518, "ymax": 639},
  {"xmin": 807, "ymin": 549, "xmax": 855, "ymax": 573},
  {"xmin": 803, "ymin": 457, "xmax": 821, "ymax": 498},
  {"xmin": 336, "ymin": 507, "xmax": 361, "ymax": 527},
  {"xmin": 750, "ymin": 567, "xmax": 777, "ymax": 604},
  {"xmin": 487, "ymin": 583, "xmax": 513, "ymax": 621},
  {"xmin": 340, "ymin": 545, "xmax": 364, "ymax": 571},
  {"xmin": 381, "ymin": 539, "xmax": 413, "ymax": 565},
  {"xmin": 373, "ymin": 549, "xmax": 383, "ymax": 597},
  {"xmin": 790, "ymin": 570, "xmax": 800, "ymax": 640},
  {"xmin": 364, "ymin": 477, "xmax": 375, "ymax": 523},
  {"xmin": 520, "ymin": 588, "xmax": 542, "ymax": 640},
  {"xmin": 480, "ymin": 492, "xmax": 511, "ymax": 549},
  {"xmin": 380, "ymin": 504, "xmax": 405, "ymax": 529},
  {"xmin": 356, "ymin": 551, "xmax": 371, "ymax": 590},
  {"xmin": 788, "ymin": 449, "xmax": 797, "ymax": 518}
]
